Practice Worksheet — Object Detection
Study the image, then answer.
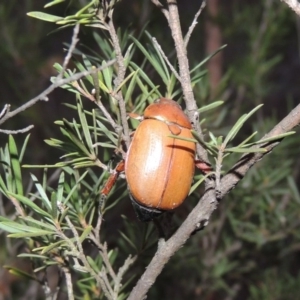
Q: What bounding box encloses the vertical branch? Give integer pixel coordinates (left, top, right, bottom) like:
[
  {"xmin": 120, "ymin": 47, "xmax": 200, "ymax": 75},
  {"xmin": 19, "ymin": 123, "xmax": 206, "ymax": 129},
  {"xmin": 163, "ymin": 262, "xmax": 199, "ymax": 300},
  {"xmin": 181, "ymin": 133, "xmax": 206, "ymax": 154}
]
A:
[
  {"xmin": 61, "ymin": 267, "xmax": 74, "ymax": 300},
  {"xmin": 106, "ymin": 15, "xmax": 131, "ymax": 150},
  {"xmin": 166, "ymin": 0, "xmax": 208, "ymax": 163}
]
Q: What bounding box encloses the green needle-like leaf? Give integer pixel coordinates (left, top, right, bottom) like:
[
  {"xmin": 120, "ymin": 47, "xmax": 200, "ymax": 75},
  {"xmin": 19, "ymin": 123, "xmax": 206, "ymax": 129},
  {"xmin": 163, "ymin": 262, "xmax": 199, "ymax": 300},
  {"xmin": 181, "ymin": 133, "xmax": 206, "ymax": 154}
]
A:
[
  {"xmin": 9, "ymin": 135, "xmax": 23, "ymax": 195},
  {"xmin": 223, "ymin": 104, "xmax": 263, "ymax": 146},
  {"xmin": 7, "ymin": 192, "xmax": 51, "ymax": 218},
  {"xmin": 79, "ymin": 225, "xmax": 93, "ymax": 243},
  {"xmin": 8, "ymin": 231, "xmax": 54, "ymax": 238},
  {"xmin": 4, "ymin": 266, "xmax": 37, "ymax": 281},
  {"xmin": 76, "ymin": 96, "xmax": 94, "ymax": 152},
  {"xmin": 31, "ymin": 174, "xmax": 52, "ymax": 210},
  {"xmin": 245, "ymin": 131, "xmax": 296, "ymax": 147},
  {"xmin": 198, "ymin": 101, "xmax": 224, "ymax": 113},
  {"xmin": 224, "ymin": 147, "xmax": 267, "ymax": 153},
  {"xmin": 27, "ymin": 12, "xmax": 62, "ymax": 22}
]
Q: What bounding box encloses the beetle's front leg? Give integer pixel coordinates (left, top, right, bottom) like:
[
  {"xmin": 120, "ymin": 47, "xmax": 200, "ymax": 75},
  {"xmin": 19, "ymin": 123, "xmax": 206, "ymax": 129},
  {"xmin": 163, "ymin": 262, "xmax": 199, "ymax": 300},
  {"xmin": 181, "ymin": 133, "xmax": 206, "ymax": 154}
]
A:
[
  {"xmin": 195, "ymin": 159, "xmax": 213, "ymax": 175},
  {"xmin": 100, "ymin": 160, "xmax": 125, "ymax": 206}
]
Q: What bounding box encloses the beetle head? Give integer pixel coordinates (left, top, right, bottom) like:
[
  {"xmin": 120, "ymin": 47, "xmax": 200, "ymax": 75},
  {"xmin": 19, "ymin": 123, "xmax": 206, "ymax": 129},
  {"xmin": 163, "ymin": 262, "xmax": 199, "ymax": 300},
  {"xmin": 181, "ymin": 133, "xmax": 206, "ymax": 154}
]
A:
[{"xmin": 144, "ymin": 98, "xmax": 192, "ymax": 129}]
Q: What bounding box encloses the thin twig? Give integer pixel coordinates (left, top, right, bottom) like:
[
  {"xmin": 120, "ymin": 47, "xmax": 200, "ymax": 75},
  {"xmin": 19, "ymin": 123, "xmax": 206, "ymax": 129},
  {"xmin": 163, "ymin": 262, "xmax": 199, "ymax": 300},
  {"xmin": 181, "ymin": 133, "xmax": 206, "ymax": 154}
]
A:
[
  {"xmin": 65, "ymin": 215, "xmax": 115, "ymax": 296},
  {"xmin": 151, "ymin": 0, "xmax": 169, "ymax": 20},
  {"xmin": 281, "ymin": 0, "xmax": 300, "ymax": 16},
  {"xmin": 56, "ymin": 203, "xmax": 113, "ymax": 299},
  {"xmin": 152, "ymin": 37, "xmax": 181, "ymax": 82},
  {"xmin": 88, "ymin": 235, "xmax": 118, "ymax": 284},
  {"xmin": 59, "ymin": 24, "xmax": 80, "ymax": 79},
  {"xmin": 94, "ymin": 97, "xmax": 121, "ymax": 134},
  {"xmin": 0, "ymin": 59, "xmax": 116, "ymax": 126},
  {"xmin": 127, "ymin": 103, "xmax": 300, "ymax": 300},
  {"xmin": 61, "ymin": 267, "xmax": 74, "ymax": 300},
  {"xmin": 215, "ymin": 146, "xmax": 223, "ymax": 199},
  {"xmin": 114, "ymin": 255, "xmax": 137, "ymax": 295},
  {"xmin": 184, "ymin": 0, "xmax": 206, "ymax": 48},
  {"xmin": 0, "ymin": 104, "xmax": 10, "ymax": 119},
  {"xmin": 0, "ymin": 125, "xmax": 34, "ymax": 135},
  {"xmin": 106, "ymin": 15, "xmax": 131, "ymax": 150}
]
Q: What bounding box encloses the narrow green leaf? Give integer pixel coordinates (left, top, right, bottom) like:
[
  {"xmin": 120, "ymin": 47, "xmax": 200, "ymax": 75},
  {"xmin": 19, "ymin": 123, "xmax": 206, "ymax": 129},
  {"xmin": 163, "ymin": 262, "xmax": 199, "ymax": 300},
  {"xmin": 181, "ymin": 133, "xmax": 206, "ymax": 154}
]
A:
[
  {"xmin": 79, "ymin": 225, "xmax": 93, "ymax": 243},
  {"xmin": 31, "ymin": 174, "xmax": 52, "ymax": 210},
  {"xmin": 189, "ymin": 173, "xmax": 213, "ymax": 195},
  {"xmin": 147, "ymin": 31, "xmax": 170, "ymax": 83},
  {"xmin": 18, "ymin": 253, "xmax": 48, "ymax": 259},
  {"xmin": 86, "ymin": 256, "xmax": 100, "ymax": 273},
  {"xmin": 102, "ymin": 61, "xmax": 113, "ymax": 91},
  {"xmin": 75, "ymin": 0, "xmax": 96, "ymax": 16},
  {"xmin": 168, "ymin": 135, "xmax": 197, "ymax": 143},
  {"xmin": 0, "ymin": 221, "xmax": 53, "ymax": 234},
  {"xmin": 224, "ymin": 147, "xmax": 267, "ymax": 153},
  {"xmin": 44, "ymin": 0, "xmax": 66, "ymax": 8},
  {"xmin": 40, "ymin": 240, "xmax": 69, "ymax": 254},
  {"xmin": 7, "ymin": 192, "xmax": 51, "ymax": 218},
  {"xmin": 19, "ymin": 134, "xmax": 31, "ymax": 163},
  {"xmin": 237, "ymin": 131, "xmax": 258, "ymax": 147},
  {"xmin": 63, "ymin": 171, "xmax": 88, "ymax": 205},
  {"xmin": 96, "ymin": 121, "xmax": 118, "ymax": 145},
  {"xmin": 191, "ymin": 130, "xmax": 218, "ymax": 154},
  {"xmin": 130, "ymin": 36, "xmax": 168, "ymax": 84},
  {"xmin": 9, "ymin": 135, "xmax": 23, "ymax": 195},
  {"xmin": 125, "ymin": 69, "xmax": 139, "ymax": 102},
  {"xmin": 76, "ymin": 96, "xmax": 94, "ymax": 152},
  {"xmin": 22, "ymin": 217, "xmax": 56, "ymax": 231},
  {"xmin": 129, "ymin": 61, "xmax": 160, "ymax": 94},
  {"xmin": 198, "ymin": 101, "xmax": 224, "ymax": 113},
  {"xmin": 51, "ymin": 192, "xmax": 58, "ymax": 219},
  {"xmin": 223, "ymin": 104, "xmax": 263, "ymax": 146},
  {"xmin": 4, "ymin": 266, "xmax": 37, "ymax": 281},
  {"xmin": 73, "ymin": 162, "xmax": 96, "ymax": 168},
  {"xmin": 119, "ymin": 232, "xmax": 137, "ymax": 250},
  {"xmin": 8, "ymin": 231, "xmax": 54, "ymax": 238},
  {"xmin": 190, "ymin": 45, "xmax": 227, "ymax": 74},
  {"xmin": 27, "ymin": 12, "xmax": 62, "ymax": 22},
  {"xmin": 0, "ymin": 222, "xmax": 21, "ymax": 233},
  {"xmin": 246, "ymin": 131, "xmax": 296, "ymax": 146},
  {"xmin": 56, "ymin": 172, "xmax": 65, "ymax": 203},
  {"xmin": 209, "ymin": 131, "xmax": 219, "ymax": 146},
  {"xmin": 61, "ymin": 120, "xmax": 90, "ymax": 156},
  {"xmin": 115, "ymin": 70, "xmax": 137, "ymax": 94}
]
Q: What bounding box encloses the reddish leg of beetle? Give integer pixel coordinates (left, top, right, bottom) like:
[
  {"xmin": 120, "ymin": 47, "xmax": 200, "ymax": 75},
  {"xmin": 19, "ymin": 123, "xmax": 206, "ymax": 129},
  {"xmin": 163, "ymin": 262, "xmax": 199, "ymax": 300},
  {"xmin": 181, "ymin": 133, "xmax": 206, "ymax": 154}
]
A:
[
  {"xmin": 195, "ymin": 160, "xmax": 213, "ymax": 175},
  {"xmin": 100, "ymin": 160, "xmax": 125, "ymax": 197}
]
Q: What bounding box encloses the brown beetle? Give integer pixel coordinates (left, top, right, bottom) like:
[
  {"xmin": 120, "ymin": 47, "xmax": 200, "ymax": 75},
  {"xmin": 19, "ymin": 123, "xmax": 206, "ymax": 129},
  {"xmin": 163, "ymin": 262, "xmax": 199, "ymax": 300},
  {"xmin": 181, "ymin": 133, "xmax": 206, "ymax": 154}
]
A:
[
  {"xmin": 101, "ymin": 98, "xmax": 197, "ymax": 221},
  {"xmin": 124, "ymin": 98, "xmax": 196, "ymax": 221}
]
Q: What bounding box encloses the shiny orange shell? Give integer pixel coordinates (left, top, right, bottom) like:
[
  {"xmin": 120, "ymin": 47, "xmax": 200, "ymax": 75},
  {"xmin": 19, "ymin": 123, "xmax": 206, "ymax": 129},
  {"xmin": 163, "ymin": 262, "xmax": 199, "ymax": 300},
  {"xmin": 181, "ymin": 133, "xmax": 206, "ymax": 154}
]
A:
[{"xmin": 125, "ymin": 98, "xmax": 195, "ymax": 211}]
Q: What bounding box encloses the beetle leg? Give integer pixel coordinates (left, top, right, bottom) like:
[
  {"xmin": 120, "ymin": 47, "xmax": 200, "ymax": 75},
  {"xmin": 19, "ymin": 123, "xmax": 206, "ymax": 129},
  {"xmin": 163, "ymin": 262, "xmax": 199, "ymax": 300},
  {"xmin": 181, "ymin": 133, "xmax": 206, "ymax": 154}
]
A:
[
  {"xmin": 100, "ymin": 160, "xmax": 125, "ymax": 200},
  {"xmin": 195, "ymin": 159, "xmax": 213, "ymax": 174},
  {"xmin": 128, "ymin": 112, "xmax": 143, "ymax": 121}
]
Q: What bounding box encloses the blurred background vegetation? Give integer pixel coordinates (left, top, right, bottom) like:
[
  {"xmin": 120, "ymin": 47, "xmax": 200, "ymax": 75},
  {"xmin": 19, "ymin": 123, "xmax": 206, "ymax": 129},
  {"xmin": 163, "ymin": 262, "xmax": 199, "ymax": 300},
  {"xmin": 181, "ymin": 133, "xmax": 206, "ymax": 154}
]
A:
[{"xmin": 0, "ymin": 0, "xmax": 300, "ymax": 299}]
